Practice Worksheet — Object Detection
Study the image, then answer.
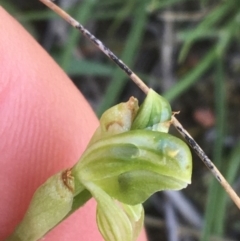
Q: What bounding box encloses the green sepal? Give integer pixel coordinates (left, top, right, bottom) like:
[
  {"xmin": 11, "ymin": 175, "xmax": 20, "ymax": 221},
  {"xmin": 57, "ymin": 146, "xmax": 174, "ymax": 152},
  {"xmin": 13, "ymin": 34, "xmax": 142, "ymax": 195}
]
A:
[
  {"xmin": 132, "ymin": 89, "xmax": 172, "ymax": 132},
  {"xmin": 83, "ymin": 181, "xmax": 143, "ymax": 241},
  {"xmin": 75, "ymin": 130, "xmax": 192, "ymax": 205},
  {"xmin": 88, "ymin": 96, "xmax": 139, "ymax": 146},
  {"xmin": 121, "ymin": 203, "xmax": 144, "ymax": 241}
]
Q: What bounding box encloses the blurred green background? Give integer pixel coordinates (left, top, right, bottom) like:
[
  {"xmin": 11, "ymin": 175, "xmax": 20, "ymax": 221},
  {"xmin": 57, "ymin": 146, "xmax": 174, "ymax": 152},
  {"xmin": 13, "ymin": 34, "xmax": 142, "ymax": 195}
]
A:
[{"xmin": 2, "ymin": 0, "xmax": 240, "ymax": 240}]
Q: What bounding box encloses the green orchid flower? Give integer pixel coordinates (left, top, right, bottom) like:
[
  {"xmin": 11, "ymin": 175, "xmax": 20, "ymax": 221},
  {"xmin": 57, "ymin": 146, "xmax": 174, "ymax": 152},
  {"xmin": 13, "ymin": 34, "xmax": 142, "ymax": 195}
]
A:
[{"xmin": 7, "ymin": 89, "xmax": 192, "ymax": 241}]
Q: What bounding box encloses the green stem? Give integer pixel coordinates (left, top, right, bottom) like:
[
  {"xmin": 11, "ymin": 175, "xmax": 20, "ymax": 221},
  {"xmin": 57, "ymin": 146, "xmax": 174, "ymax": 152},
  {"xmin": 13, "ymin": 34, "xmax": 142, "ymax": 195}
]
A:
[
  {"xmin": 68, "ymin": 189, "xmax": 92, "ymax": 216},
  {"xmin": 6, "ymin": 169, "xmax": 91, "ymax": 241}
]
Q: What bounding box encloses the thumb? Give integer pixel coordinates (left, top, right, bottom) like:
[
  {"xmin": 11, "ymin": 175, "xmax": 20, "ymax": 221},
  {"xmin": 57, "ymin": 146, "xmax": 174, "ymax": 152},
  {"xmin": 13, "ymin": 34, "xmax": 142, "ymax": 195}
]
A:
[{"xmin": 0, "ymin": 6, "xmax": 102, "ymax": 240}]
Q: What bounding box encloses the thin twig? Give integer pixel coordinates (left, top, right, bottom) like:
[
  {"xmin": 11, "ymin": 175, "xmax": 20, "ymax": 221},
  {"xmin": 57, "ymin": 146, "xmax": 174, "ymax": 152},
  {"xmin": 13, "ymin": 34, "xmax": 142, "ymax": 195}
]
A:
[
  {"xmin": 171, "ymin": 117, "xmax": 240, "ymax": 209},
  {"xmin": 39, "ymin": 0, "xmax": 149, "ymax": 94},
  {"xmin": 39, "ymin": 0, "xmax": 240, "ymax": 210}
]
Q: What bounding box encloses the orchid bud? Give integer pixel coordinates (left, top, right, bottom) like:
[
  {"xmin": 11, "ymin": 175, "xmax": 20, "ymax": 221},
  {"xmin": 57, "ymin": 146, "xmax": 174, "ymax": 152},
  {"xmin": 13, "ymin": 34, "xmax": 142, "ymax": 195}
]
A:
[{"xmin": 132, "ymin": 88, "xmax": 172, "ymax": 132}]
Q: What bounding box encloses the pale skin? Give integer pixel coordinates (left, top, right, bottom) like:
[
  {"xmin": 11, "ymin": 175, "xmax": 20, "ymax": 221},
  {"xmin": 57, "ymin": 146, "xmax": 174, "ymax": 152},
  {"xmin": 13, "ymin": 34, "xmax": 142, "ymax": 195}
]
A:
[{"xmin": 0, "ymin": 7, "xmax": 147, "ymax": 241}]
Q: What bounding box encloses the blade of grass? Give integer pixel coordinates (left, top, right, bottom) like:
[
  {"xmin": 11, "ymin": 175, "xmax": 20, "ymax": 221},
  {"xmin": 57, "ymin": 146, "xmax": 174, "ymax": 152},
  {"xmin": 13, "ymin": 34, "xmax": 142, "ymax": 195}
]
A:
[
  {"xmin": 179, "ymin": 0, "xmax": 235, "ymax": 62},
  {"xmin": 178, "ymin": 29, "xmax": 220, "ymax": 41},
  {"xmin": 147, "ymin": 0, "xmax": 188, "ymax": 12},
  {"xmin": 211, "ymin": 56, "xmax": 227, "ymax": 235},
  {"xmin": 96, "ymin": 0, "xmax": 125, "ymax": 21},
  {"xmin": 200, "ymin": 15, "xmax": 239, "ymax": 237},
  {"xmin": 171, "ymin": 8, "xmax": 238, "ymax": 104},
  {"xmin": 201, "ymin": 55, "xmax": 226, "ymax": 240},
  {"xmin": 97, "ymin": 1, "xmax": 148, "ymax": 116},
  {"xmin": 108, "ymin": 1, "xmax": 136, "ymax": 35},
  {"xmin": 178, "ymin": 8, "xmax": 240, "ymax": 45},
  {"xmin": 211, "ymin": 14, "xmax": 240, "ymax": 228},
  {"xmin": 18, "ymin": 10, "xmax": 56, "ymax": 22},
  {"xmin": 1, "ymin": 1, "xmax": 21, "ymax": 16},
  {"xmin": 164, "ymin": 49, "xmax": 216, "ymax": 102},
  {"xmin": 66, "ymin": 59, "xmax": 114, "ymax": 76},
  {"xmin": 213, "ymin": 141, "xmax": 240, "ymax": 236},
  {"xmin": 226, "ymin": 141, "xmax": 240, "ymax": 187},
  {"xmin": 99, "ymin": 0, "xmax": 124, "ymax": 7},
  {"xmin": 217, "ymin": 13, "xmax": 240, "ymax": 56},
  {"xmin": 93, "ymin": 10, "xmax": 126, "ymax": 20}
]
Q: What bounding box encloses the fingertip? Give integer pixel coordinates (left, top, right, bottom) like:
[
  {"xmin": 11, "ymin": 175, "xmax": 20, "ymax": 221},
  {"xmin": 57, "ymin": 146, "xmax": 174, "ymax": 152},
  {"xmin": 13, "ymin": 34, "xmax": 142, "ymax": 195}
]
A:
[{"xmin": 0, "ymin": 7, "xmax": 99, "ymax": 240}]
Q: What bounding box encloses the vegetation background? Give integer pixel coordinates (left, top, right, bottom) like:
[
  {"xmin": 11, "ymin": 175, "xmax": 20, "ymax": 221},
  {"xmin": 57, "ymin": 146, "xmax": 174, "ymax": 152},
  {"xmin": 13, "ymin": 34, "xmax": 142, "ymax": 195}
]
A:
[{"xmin": 3, "ymin": 0, "xmax": 240, "ymax": 240}]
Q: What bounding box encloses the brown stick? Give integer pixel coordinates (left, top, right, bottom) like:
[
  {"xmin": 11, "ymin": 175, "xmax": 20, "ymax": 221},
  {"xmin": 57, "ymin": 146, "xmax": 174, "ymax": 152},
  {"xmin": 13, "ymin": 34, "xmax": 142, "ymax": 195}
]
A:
[
  {"xmin": 39, "ymin": 0, "xmax": 240, "ymax": 209},
  {"xmin": 39, "ymin": 0, "xmax": 150, "ymax": 94},
  {"xmin": 171, "ymin": 117, "xmax": 240, "ymax": 209}
]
